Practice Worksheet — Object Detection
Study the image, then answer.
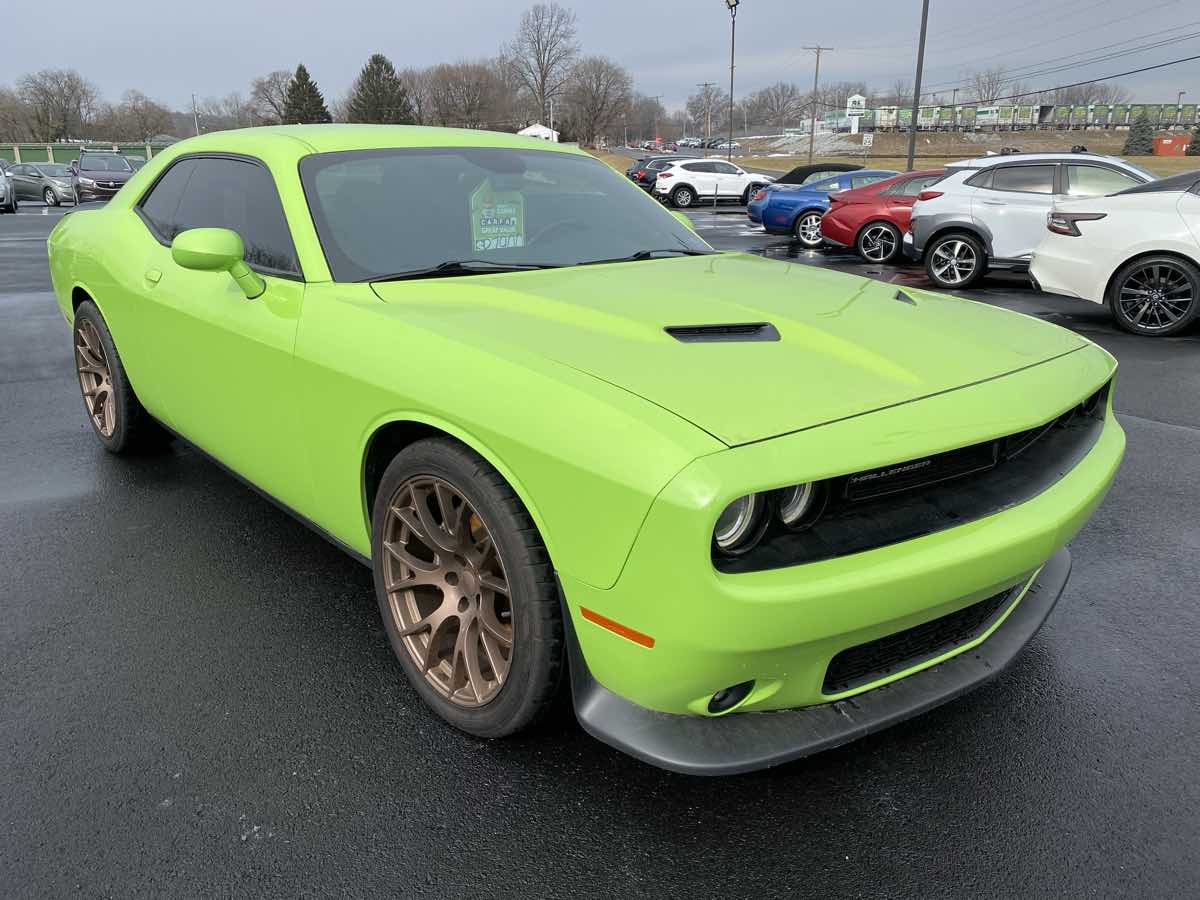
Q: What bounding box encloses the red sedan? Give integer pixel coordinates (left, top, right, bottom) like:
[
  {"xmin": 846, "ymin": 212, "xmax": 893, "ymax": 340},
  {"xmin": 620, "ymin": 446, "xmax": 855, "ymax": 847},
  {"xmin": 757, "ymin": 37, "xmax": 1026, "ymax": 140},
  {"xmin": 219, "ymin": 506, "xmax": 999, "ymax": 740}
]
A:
[{"xmin": 820, "ymin": 170, "xmax": 943, "ymax": 263}]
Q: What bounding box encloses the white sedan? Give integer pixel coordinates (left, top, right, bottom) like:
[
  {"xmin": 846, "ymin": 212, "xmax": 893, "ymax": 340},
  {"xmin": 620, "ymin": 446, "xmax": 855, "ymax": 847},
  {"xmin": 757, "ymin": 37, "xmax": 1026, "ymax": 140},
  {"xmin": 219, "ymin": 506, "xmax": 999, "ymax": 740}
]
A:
[{"xmin": 1030, "ymin": 171, "xmax": 1200, "ymax": 336}]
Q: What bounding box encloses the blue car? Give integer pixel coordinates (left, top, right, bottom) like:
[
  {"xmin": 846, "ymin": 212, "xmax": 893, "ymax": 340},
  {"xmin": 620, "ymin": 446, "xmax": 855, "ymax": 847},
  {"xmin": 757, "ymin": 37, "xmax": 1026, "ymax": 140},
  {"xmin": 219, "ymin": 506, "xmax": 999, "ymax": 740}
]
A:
[{"xmin": 750, "ymin": 169, "xmax": 899, "ymax": 248}]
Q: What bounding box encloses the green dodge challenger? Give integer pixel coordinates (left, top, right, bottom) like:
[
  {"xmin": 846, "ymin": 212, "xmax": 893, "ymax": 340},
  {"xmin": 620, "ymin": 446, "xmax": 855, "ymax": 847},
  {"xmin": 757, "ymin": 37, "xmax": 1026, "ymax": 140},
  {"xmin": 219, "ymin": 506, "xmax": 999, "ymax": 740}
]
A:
[{"xmin": 47, "ymin": 126, "xmax": 1124, "ymax": 775}]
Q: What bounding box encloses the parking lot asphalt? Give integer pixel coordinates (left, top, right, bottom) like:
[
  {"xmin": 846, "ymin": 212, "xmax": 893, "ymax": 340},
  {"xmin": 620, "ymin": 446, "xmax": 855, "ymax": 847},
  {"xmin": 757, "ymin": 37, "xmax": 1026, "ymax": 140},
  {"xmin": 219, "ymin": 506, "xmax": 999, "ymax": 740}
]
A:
[{"xmin": 2, "ymin": 202, "xmax": 1198, "ymax": 897}]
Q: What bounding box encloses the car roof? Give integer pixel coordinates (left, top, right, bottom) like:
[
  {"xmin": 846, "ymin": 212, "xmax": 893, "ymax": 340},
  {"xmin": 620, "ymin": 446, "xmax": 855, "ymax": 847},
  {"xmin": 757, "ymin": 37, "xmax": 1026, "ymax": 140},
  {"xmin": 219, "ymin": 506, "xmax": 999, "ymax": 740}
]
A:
[
  {"xmin": 146, "ymin": 125, "xmax": 595, "ymax": 163},
  {"xmin": 946, "ymin": 151, "xmax": 1134, "ymax": 169}
]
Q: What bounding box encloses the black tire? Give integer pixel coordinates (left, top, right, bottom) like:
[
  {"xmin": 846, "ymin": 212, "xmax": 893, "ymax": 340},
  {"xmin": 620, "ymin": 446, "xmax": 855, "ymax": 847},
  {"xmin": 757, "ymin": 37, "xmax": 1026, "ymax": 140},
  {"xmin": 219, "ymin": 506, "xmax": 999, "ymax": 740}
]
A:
[
  {"xmin": 924, "ymin": 232, "xmax": 986, "ymax": 289},
  {"xmin": 740, "ymin": 185, "xmax": 752, "ymax": 206},
  {"xmin": 371, "ymin": 438, "xmax": 564, "ymax": 739},
  {"xmin": 670, "ymin": 186, "xmax": 694, "ymax": 208},
  {"xmin": 792, "ymin": 210, "xmax": 824, "ymax": 248},
  {"xmin": 43, "ymin": 187, "xmax": 58, "ymax": 207},
  {"xmin": 1107, "ymin": 254, "xmax": 1200, "ymax": 337},
  {"xmin": 72, "ymin": 300, "xmax": 169, "ymax": 453},
  {"xmin": 855, "ymin": 221, "xmax": 902, "ymax": 264}
]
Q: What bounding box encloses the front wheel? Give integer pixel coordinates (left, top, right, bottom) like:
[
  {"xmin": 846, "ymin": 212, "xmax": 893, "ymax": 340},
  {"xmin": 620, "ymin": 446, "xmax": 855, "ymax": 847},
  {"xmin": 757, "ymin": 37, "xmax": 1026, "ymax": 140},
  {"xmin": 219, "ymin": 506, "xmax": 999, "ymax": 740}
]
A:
[
  {"xmin": 1107, "ymin": 255, "xmax": 1199, "ymax": 337},
  {"xmin": 856, "ymin": 222, "xmax": 902, "ymax": 264},
  {"xmin": 925, "ymin": 233, "xmax": 985, "ymax": 289},
  {"xmin": 793, "ymin": 211, "xmax": 824, "ymax": 248},
  {"xmin": 72, "ymin": 300, "xmax": 168, "ymax": 453},
  {"xmin": 671, "ymin": 186, "xmax": 694, "ymax": 208},
  {"xmin": 43, "ymin": 187, "xmax": 58, "ymax": 207},
  {"xmin": 371, "ymin": 438, "xmax": 564, "ymax": 738}
]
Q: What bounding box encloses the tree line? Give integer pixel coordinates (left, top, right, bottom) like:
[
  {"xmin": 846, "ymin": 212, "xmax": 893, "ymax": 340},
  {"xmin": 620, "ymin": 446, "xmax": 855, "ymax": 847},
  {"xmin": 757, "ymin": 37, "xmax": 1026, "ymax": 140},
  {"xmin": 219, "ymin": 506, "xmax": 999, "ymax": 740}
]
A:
[{"xmin": 0, "ymin": 3, "xmax": 1137, "ymax": 147}]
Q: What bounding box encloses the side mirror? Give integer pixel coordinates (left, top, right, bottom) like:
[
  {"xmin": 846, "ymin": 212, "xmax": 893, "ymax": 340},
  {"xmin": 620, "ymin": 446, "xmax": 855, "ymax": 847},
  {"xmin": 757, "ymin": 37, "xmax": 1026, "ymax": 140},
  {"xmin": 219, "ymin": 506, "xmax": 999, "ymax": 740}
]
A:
[
  {"xmin": 671, "ymin": 210, "xmax": 697, "ymax": 233},
  {"xmin": 171, "ymin": 228, "xmax": 265, "ymax": 299}
]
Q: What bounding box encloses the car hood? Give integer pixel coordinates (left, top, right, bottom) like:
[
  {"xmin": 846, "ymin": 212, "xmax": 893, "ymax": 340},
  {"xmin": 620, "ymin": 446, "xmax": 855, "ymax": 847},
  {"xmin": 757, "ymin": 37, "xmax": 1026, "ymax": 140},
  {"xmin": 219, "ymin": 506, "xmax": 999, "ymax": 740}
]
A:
[
  {"xmin": 371, "ymin": 253, "xmax": 1086, "ymax": 446},
  {"xmin": 79, "ymin": 169, "xmax": 132, "ymax": 182}
]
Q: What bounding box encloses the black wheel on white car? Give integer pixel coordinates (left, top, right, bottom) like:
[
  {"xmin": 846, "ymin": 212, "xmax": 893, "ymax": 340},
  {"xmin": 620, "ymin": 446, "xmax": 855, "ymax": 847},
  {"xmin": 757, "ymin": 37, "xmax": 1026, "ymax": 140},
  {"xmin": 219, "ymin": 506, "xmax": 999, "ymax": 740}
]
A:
[
  {"xmin": 856, "ymin": 222, "xmax": 901, "ymax": 264},
  {"xmin": 1107, "ymin": 255, "xmax": 1199, "ymax": 337},
  {"xmin": 671, "ymin": 186, "xmax": 694, "ymax": 208},
  {"xmin": 740, "ymin": 186, "xmax": 752, "ymax": 206},
  {"xmin": 793, "ymin": 211, "xmax": 824, "ymax": 248},
  {"xmin": 925, "ymin": 233, "xmax": 985, "ymax": 289}
]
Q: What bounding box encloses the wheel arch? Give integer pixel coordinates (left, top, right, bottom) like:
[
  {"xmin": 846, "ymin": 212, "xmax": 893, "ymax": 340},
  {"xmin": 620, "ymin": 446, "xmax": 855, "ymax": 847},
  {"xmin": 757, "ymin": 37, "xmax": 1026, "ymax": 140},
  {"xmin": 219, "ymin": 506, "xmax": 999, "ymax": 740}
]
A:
[
  {"xmin": 1102, "ymin": 248, "xmax": 1200, "ymax": 304},
  {"xmin": 360, "ymin": 414, "xmax": 555, "ymax": 565},
  {"xmin": 925, "ymin": 222, "xmax": 992, "ymax": 258},
  {"xmin": 670, "ymin": 182, "xmax": 698, "ymax": 200}
]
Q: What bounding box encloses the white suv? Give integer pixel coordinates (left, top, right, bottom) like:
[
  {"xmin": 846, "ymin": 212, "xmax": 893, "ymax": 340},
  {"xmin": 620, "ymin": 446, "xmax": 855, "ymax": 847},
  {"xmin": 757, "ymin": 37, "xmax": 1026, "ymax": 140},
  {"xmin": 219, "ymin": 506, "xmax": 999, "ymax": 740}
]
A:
[
  {"xmin": 654, "ymin": 158, "xmax": 760, "ymax": 208},
  {"xmin": 904, "ymin": 153, "xmax": 1155, "ymax": 289}
]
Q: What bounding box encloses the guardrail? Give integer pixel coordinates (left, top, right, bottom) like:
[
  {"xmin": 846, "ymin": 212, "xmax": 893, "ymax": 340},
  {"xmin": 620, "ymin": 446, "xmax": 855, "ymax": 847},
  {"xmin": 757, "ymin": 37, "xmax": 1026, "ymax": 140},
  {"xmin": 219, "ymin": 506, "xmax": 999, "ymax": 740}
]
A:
[{"xmin": 0, "ymin": 143, "xmax": 174, "ymax": 164}]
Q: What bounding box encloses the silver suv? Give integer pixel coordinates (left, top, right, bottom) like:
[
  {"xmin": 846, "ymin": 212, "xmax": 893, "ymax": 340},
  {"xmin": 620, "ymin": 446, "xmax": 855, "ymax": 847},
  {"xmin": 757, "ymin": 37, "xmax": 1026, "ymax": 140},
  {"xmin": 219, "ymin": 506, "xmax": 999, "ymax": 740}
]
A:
[{"xmin": 903, "ymin": 152, "xmax": 1154, "ymax": 289}]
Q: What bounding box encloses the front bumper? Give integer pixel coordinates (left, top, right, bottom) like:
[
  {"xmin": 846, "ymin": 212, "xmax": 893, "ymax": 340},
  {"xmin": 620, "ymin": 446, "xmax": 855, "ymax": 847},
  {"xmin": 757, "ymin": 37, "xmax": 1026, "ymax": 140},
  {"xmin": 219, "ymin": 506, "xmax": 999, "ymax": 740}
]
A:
[
  {"xmin": 560, "ymin": 345, "xmax": 1121, "ymax": 763},
  {"xmin": 570, "ymin": 548, "xmax": 1070, "ymax": 775}
]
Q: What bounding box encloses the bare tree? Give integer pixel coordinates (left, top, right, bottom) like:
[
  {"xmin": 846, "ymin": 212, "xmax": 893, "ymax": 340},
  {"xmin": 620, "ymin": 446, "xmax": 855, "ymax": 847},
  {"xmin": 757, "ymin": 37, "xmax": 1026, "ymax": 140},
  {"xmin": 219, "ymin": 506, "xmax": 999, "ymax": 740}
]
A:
[
  {"xmin": 627, "ymin": 93, "xmax": 665, "ymax": 142},
  {"xmin": 0, "ymin": 87, "xmax": 33, "ymax": 141},
  {"xmin": 562, "ymin": 56, "xmax": 632, "ymax": 146},
  {"xmin": 398, "ymin": 67, "xmax": 433, "ymax": 124},
  {"xmin": 889, "ymin": 79, "xmax": 912, "ymax": 107},
  {"xmin": 197, "ymin": 92, "xmax": 255, "ymax": 132},
  {"xmin": 969, "ymin": 66, "xmax": 1010, "ymax": 104},
  {"xmin": 501, "ymin": 3, "xmax": 579, "ymax": 123},
  {"xmin": 751, "ymin": 82, "xmax": 805, "ymax": 127},
  {"xmin": 114, "ymin": 90, "xmax": 175, "ymax": 141},
  {"xmin": 17, "ymin": 69, "xmax": 99, "ymax": 141},
  {"xmin": 687, "ymin": 84, "xmax": 729, "ymax": 140},
  {"xmin": 427, "ymin": 61, "xmax": 507, "ymax": 129},
  {"xmin": 819, "ymin": 80, "xmax": 868, "ymax": 116},
  {"xmin": 249, "ymin": 70, "xmax": 292, "ymax": 124}
]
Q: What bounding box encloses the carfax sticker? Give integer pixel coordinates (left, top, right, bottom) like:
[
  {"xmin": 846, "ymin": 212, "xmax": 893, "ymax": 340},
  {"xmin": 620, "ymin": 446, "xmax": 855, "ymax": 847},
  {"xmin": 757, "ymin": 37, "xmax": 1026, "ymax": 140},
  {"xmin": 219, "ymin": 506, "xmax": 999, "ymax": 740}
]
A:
[{"xmin": 470, "ymin": 181, "xmax": 525, "ymax": 252}]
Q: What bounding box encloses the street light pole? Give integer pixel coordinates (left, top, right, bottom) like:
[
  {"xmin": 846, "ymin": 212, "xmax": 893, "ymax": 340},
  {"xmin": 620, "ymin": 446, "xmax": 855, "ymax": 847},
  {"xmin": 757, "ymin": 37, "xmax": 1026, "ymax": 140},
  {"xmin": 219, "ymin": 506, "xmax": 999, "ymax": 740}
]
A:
[
  {"xmin": 803, "ymin": 45, "xmax": 832, "ymax": 164},
  {"xmin": 905, "ymin": 0, "xmax": 931, "ymax": 172},
  {"xmin": 726, "ymin": 0, "xmax": 739, "ymax": 160}
]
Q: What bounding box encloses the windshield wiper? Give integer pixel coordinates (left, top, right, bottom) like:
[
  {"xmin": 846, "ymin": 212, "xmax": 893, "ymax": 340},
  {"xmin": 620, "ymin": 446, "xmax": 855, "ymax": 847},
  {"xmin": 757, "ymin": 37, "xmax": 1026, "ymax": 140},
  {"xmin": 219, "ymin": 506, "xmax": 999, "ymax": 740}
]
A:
[
  {"xmin": 364, "ymin": 259, "xmax": 562, "ymax": 283},
  {"xmin": 580, "ymin": 248, "xmax": 716, "ymax": 266}
]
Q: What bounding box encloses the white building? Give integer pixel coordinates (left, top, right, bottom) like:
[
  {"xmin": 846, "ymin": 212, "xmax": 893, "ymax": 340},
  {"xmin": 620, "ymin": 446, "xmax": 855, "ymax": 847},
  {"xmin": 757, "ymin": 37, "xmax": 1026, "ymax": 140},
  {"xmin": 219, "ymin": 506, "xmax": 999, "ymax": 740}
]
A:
[{"xmin": 518, "ymin": 123, "xmax": 559, "ymax": 142}]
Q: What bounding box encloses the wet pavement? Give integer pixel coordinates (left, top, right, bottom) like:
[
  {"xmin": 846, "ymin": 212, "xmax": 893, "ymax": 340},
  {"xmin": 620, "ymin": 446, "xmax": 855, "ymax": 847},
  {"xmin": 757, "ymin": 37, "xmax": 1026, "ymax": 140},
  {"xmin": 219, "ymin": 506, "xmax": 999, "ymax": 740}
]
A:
[{"xmin": 2, "ymin": 204, "xmax": 1198, "ymax": 897}]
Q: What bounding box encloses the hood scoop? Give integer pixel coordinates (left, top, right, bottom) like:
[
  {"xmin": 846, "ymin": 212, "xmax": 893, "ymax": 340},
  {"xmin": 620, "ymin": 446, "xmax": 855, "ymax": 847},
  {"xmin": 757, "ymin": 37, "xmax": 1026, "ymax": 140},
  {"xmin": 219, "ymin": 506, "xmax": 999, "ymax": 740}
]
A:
[{"xmin": 665, "ymin": 322, "xmax": 781, "ymax": 343}]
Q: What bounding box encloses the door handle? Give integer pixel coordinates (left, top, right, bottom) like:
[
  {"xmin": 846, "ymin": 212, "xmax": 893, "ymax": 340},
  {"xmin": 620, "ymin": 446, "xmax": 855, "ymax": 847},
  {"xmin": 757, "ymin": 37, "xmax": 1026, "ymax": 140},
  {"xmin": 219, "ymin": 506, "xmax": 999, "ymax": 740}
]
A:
[
  {"xmin": 980, "ymin": 199, "xmax": 1006, "ymax": 205},
  {"xmin": 144, "ymin": 269, "xmax": 162, "ymax": 284}
]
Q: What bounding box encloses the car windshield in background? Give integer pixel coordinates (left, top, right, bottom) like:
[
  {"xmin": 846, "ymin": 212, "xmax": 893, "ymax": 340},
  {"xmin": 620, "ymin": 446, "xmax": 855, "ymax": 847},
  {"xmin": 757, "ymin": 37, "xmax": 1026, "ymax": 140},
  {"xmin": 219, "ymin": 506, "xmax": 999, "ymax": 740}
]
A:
[
  {"xmin": 299, "ymin": 147, "xmax": 713, "ymax": 282},
  {"xmin": 42, "ymin": 164, "xmax": 71, "ymax": 177},
  {"xmin": 80, "ymin": 155, "xmax": 132, "ymax": 172}
]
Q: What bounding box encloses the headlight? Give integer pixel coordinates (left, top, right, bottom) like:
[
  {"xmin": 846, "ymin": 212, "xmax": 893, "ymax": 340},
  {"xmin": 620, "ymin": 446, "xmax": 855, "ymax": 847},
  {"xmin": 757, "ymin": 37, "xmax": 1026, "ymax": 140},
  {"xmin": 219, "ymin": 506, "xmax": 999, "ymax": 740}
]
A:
[
  {"xmin": 713, "ymin": 493, "xmax": 766, "ymax": 554},
  {"xmin": 78, "ymin": 177, "xmax": 95, "ymax": 186},
  {"xmin": 778, "ymin": 482, "xmax": 817, "ymax": 526}
]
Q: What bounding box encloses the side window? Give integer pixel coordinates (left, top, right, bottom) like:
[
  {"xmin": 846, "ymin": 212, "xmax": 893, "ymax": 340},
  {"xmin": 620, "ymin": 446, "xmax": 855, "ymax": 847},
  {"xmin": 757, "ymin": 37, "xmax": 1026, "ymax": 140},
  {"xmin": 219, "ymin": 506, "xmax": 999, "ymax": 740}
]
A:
[
  {"xmin": 966, "ymin": 169, "xmax": 992, "ymax": 189},
  {"xmin": 712, "ymin": 161, "xmax": 740, "ymax": 175},
  {"xmin": 1065, "ymin": 165, "xmax": 1141, "ymax": 197},
  {"xmin": 851, "ymin": 174, "xmax": 890, "ymax": 189},
  {"xmin": 138, "ymin": 159, "xmax": 196, "ymax": 240},
  {"xmin": 681, "ymin": 162, "xmax": 706, "ymax": 173},
  {"xmin": 989, "ymin": 165, "xmax": 1056, "ymax": 194},
  {"xmin": 800, "ymin": 170, "xmax": 840, "ymax": 184},
  {"xmin": 809, "ymin": 176, "xmax": 843, "ymax": 192},
  {"xmin": 172, "ymin": 158, "xmax": 299, "ymax": 275}
]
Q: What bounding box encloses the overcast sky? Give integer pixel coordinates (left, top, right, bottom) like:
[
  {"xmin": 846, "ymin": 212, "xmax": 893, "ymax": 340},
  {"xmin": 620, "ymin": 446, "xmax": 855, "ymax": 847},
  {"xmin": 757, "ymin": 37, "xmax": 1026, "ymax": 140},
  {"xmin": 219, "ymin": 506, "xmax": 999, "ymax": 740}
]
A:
[{"xmin": 4, "ymin": 0, "xmax": 1196, "ymax": 112}]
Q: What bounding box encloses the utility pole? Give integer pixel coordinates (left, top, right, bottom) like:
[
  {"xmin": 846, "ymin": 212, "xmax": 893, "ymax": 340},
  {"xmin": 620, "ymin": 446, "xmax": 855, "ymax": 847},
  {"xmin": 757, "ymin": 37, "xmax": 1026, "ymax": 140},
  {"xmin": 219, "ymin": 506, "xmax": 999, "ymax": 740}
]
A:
[
  {"xmin": 803, "ymin": 46, "xmax": 832, "ymax": 164},
  {"xmin": 906, "ymin": 0, "xmax": 930, "ymax": 172},
  {"xmin": 191, "ymin": 94, "xmax": 201, "ymax": 136},
  {"xmin": 726, "ymin": 0, "xmax": 739, "ymax": 160},
  {"xmin": 952, "ymin": 86, "xmax": 959, "ymax": 131},
  {"xmin": 697, "ymin": 82, "xmax": 717, "ymax": 143},
  {"xmin": 649, "ymin": 94, "xmax": 663, "ymax": 144}
]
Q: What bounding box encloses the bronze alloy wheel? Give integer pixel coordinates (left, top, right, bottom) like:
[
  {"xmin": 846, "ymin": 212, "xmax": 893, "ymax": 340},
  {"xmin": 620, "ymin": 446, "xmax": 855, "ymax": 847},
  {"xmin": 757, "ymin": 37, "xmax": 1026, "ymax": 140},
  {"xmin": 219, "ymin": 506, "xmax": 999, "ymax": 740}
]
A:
[
  {"xmin": 75, "ymin": 318, "xmax": 115, "ymax": 437},
  {"xmin": 381, "ymin": 476, "xmax": 514, "ymax": 708}
]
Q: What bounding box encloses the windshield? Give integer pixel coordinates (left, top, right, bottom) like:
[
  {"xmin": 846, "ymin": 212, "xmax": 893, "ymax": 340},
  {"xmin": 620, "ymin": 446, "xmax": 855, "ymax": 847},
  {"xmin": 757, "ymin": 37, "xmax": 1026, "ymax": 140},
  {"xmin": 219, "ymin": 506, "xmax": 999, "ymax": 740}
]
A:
[
  {"xmin": 300, "ymin": 147, "xmax": 712, "ymax": 282},
  {"xmin": 80, "ymin": 155, "xmax": 132, "ymax": 172},
  {"xmin": 41, "ymin": 164, "xmax": 71, "ymax": 177}
]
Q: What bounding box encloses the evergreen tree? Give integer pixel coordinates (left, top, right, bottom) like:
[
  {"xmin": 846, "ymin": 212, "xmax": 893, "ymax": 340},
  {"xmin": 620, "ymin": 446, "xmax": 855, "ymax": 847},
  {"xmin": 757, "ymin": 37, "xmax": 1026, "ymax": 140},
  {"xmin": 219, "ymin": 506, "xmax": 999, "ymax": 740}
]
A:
[
  {"xmin": 1186, "ymin": 123, "xmax": 1200, "ymax": 156},
  {"xmin": 346, "ymin": 54, "xmax": 415, "ymax": 124},
  {"xmin": 1121, "ymin": 115, "xmax": 1154, "ymax": 156},
  {"xmin": 283, "ymin": 64, "xmax": 332, "ymax": 125}
]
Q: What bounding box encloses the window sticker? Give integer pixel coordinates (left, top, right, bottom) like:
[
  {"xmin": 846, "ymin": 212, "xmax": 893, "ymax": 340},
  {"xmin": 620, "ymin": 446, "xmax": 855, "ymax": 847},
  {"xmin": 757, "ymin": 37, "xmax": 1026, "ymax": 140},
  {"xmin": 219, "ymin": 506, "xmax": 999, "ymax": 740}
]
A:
[{"xmin": 470, "ymin": 180, "xmax": 525, "ymax": 252}]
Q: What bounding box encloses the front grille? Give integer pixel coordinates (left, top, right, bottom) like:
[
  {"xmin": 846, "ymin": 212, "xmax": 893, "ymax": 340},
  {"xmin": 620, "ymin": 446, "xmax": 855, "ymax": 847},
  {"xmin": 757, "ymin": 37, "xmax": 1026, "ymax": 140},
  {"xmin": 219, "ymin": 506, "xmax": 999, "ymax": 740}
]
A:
[
  {"xmin": 823, "ymin": 585, "xmax": 1017, "ymax": 694},
  {"xmin": 716, "ymin": 380, "xmax": 1110, "ymax": 573}
]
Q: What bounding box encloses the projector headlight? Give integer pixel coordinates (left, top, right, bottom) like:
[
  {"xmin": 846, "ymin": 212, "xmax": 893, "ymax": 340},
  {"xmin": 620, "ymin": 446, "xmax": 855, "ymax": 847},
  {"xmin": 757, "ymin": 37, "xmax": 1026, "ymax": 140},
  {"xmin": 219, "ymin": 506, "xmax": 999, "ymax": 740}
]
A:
[{"xmin": 713, "ymin": 493, "xmax": 767, "ymax": 554}]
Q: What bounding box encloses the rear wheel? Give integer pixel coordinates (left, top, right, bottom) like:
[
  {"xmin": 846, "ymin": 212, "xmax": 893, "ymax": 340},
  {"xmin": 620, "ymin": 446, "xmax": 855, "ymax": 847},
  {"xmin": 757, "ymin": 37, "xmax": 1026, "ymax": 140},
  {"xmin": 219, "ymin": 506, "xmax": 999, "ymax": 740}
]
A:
[
  {"xmin": 72, "ymin": 300, "xmax": 169, "ymax": 453},
  {"xmin": 856, "ymin": 222, "xmax": 901, "ymax": 264},
  {"xmin": 925, "ymin": 233, "xmax": 985, "ymax": 289},
  {"xmin": 371, "ymin": 438, "xmax": 564, "ymax": 738},
  {"xmin": 793, "ymin": 211, "xmax": 824, "ymax": 248},
  {"xmin": 671, "ymin": 186, "xmax": 694, "ymax": 208},
  {"xmin": 1107, "ymin": 255, "xmax": 1199, "ymax": 337}
]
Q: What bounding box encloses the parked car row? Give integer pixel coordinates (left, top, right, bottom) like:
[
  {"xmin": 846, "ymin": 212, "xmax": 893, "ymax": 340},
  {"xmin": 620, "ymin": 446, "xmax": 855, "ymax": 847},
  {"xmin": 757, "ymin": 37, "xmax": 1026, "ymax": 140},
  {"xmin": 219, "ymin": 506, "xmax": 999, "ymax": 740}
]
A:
[
  {"xmin": 0, "ymin": 149, "xmax": 140, "ymax": 212},
  {"xmin": 677, "ymin": 137, "xmax": 741, "ymax": 151},
  {"xmin": 744, "ymin": 149, "xmax": 1200, "ymax": 336}
]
